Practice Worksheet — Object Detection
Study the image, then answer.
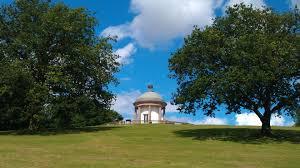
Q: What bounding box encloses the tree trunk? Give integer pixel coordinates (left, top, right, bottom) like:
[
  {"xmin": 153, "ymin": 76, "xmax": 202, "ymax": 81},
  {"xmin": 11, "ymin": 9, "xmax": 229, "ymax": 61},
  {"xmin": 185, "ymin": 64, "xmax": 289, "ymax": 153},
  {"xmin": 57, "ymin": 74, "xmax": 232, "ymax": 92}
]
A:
[
  {"xmin": 261, "ymin": 120, "xmax": 272, "ymax": 136},
  {"xmin": 260, "ymin": 112, "xmax": 272, "ymax": 136}
]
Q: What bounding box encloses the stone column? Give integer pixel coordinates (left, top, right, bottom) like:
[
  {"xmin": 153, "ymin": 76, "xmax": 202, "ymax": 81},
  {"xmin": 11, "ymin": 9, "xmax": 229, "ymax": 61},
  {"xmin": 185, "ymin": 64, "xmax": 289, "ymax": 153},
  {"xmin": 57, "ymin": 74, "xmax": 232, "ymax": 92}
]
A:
[
  {"xmin": 133, "ymin": 107, "xmax": 136, "ymax": 123},
  {"xmin": 148, "ymin": 105, "xmax": 151, "ymax": 123},
  {"xmin": 162, "ymin": 107, "xmax": 165, "ymax": 121},
  {"xmin": 137, "ymin": 106, "xmax": 141, "ymax": 124},
  {"xmin": 158, "ymin": 106, "xmax": 162, "ymax": 123}
]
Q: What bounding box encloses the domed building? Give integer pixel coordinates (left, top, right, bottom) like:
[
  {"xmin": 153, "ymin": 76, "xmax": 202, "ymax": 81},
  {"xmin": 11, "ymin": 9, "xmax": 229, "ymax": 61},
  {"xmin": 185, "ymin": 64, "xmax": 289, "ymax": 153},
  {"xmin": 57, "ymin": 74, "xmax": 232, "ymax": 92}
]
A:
[{"xmin": 133, "ymin": 85, "xmax": 167, "ymax": 124}]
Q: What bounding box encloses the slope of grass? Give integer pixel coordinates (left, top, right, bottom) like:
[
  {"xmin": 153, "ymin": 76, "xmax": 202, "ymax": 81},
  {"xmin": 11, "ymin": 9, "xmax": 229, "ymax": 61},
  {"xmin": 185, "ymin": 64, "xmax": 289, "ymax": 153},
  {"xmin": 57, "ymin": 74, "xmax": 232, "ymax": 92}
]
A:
[{"xmin": 0, "ymin": 125, "xmax": 299, "ymax": 168}]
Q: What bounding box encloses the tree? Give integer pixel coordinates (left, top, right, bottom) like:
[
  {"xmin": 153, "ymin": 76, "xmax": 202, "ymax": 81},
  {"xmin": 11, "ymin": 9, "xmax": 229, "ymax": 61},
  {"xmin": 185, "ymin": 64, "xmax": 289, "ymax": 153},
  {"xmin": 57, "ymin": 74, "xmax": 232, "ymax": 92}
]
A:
[
  {"xmin": 296, "ymin": 109, "xmax": 300, "ymax": 126},
  {"xmin": 0, "ymin": 61, "xmax": 38, "ymax": 130},
  {"xmin": 0, "ymin": 0, "xmax": 120, "ymax": 130},
  {"xmin": 169, "ymin": 4, "xmax": 299, "ymax": 136}
]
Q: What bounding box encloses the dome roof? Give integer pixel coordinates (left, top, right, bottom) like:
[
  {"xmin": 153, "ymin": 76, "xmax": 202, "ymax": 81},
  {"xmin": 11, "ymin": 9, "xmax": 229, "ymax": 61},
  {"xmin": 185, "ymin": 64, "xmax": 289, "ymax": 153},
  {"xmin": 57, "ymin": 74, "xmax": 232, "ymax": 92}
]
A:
[
  {"xmin": 134, "ymin": 85, "xmax": 165, "ymax": 103},
  {"xmin": 136, "ymin": 91, "xmax": 164, "ymax": 102}
]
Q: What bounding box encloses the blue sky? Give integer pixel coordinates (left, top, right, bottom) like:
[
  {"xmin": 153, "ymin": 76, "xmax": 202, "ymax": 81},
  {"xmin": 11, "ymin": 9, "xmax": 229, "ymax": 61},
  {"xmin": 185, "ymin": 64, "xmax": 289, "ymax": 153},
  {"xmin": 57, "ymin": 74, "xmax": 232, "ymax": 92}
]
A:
[{"xmin": 2, "ymin": 0, "xmax": 299, "ymax": 126}]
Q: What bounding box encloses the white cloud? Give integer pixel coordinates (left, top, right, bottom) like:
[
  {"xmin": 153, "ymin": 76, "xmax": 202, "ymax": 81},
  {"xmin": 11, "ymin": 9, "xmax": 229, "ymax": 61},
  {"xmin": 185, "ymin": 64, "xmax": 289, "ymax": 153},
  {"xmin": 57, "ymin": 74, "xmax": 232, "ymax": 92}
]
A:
[
  {"xmin": 289, "ymin": 0, "xmax": 300, "ymax": 8},
  {"xmin": 167, "ymin": 116, "xmax": 191, "ymax": 123},
  {"xmin": 271, "ymin": 115, "xmax": 285, "ymax": 126},
  {"xmin": 235, "ymin": 113, "xmax": 295, "ymax": 126},
  {"xmin": 112, "ymin": 90, "xmax": 141, "ymax": 117},
  {"xmin": 101, "ymin": 0, "xmax": 224, "ymax": 49},
  {"xmin": 165, "ymin": 102, "xmax": 179, "ymax": 112},
  {"xmin": 192, "ymin": 117, "xmax": 228, "ymax": 125},
  {"xmin": 167, "ymin": 115, "xmax": 227, "ymax": 125},
  {"xmin": 224, "ymin": 0, "xmax": 266, "ymax": 11},
  {"xmin": 236, "ymin": 113, "xmax": 261, "ymax": 126},
  {"xmin": 101, "ymin": 23, "xmax": 131, "ymax": 40},
  {"xmin": 114, "ymin": 43, "xmax": 137, "ymax": 65},
  {"xmin": 285, "ymin": 121, "xmax": 296, "ymax": 127}
]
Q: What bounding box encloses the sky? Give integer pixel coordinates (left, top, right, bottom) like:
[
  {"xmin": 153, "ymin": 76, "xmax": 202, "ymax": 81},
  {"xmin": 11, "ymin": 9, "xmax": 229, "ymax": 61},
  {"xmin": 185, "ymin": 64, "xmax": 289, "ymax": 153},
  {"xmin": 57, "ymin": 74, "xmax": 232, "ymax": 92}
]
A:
[{"xmin": 2, "ymin": 0, "xmax": 299, "ymax": 126}]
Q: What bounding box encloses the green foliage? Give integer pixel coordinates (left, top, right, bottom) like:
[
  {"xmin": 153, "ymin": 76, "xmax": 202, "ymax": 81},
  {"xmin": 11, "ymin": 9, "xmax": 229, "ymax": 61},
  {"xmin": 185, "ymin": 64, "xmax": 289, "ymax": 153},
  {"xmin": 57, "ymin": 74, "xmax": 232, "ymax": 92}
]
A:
[
  {"xmin": 169, "ymin": 4, "xmax": 300, "ymax": 135},
  {"xmin": 0, "ymin": 60, "xmax": 48, "ymax": 130},
  {"xmin": 296, "ymin": 109, "xmax": 300, "ymax": 126},
  {"xmin": 0, "ymin": 0, "xmax": 121, "ymax": 130}
]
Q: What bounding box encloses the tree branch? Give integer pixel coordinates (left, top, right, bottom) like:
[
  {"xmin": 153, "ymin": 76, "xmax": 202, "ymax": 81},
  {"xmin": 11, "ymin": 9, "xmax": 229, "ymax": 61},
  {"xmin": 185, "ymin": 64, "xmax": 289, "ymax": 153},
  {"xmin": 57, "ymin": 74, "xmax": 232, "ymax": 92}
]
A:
[
  {"xmin": 253, "ymin": 108, "xmax": 263, "ymax": 119},
  {"xmin": 241, "ymin": 97, "xmax": 263, "ymax": 119},
  {"xmin": 237, "ymin": 100, "xmax": 263, "ymax": 119},
  {"xmin": 271, "ymin": 103, "xmax": 283, "ymax": 113}
]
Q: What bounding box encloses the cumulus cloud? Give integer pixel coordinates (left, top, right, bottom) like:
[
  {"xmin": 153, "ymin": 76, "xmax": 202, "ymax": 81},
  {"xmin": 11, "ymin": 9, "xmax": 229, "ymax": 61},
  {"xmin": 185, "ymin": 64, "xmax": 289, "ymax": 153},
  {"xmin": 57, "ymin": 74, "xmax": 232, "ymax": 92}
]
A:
[
  {"xmin": 235, "ymin": 113, "xmax": 295, "ymax": 126},
  {"xmin": 112, "ymin": 90, "xmax": 141, "ymax": 117},
  {"xmin": 101, "ymin": 0, "xmax": 224, "ymax": 49},
  {"xmin": 114, "ymin": 43, "xmax": 137, "ymax": 65},
  {"xmin": 289, "ymin": 0, "xmax": 300, "ymax": 8},
  {"xmin": 223, "ymin": 0, "xmax": 266, "ymax": 11},
  {"xmin": 101, "ymin": 0, "xmax": 269, "ymax": 49}
]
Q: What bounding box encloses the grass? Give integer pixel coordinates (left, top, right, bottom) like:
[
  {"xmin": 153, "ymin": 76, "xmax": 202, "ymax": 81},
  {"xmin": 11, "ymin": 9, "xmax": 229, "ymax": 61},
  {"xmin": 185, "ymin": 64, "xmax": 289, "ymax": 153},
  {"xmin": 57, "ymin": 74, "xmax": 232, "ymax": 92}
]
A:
[{"xmin": 0, "ymin": 124, "xmax": 299, "ymax": 168}]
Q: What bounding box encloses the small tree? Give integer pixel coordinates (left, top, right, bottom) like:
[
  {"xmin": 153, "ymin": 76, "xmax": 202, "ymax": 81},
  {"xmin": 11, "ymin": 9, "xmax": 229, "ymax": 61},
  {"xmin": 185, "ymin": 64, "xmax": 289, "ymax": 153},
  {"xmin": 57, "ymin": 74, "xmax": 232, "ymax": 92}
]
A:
[{"xmin": 169, "ymin": 4, "xmax": 299, "ymax": 136}]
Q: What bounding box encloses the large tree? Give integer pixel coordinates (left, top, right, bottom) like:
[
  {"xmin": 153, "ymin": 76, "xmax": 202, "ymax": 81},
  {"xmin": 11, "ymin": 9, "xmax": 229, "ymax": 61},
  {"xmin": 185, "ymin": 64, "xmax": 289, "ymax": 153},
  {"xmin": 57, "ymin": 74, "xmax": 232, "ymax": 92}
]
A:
[
  {"xmin": 296, "ymin": 109, "xmax": 300, "ymax": 126},
  {"xmin": 0, "ymin": 0, "xmax": 120, "ymax": 130},
  {"xmin": 169, "ymin": 4, "xmax": 299, "ymax": 136}
]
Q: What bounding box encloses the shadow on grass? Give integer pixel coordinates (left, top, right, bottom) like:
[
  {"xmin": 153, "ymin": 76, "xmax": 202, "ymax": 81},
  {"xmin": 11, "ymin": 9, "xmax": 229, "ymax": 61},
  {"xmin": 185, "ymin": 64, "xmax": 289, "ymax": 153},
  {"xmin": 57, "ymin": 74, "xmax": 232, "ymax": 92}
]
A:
[
  {"xmin": 174, "ymin": 128, "xmax": 300, "ymax": 144},
  {"xmin": 0, "ymin": 126, "xmax": 120, "ymax": 136}
]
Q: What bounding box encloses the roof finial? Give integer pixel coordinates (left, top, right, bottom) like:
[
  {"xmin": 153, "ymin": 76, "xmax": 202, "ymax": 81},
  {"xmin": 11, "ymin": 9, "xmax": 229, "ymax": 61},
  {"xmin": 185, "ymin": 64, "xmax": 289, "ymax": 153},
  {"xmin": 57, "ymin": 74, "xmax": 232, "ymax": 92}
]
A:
[{"xmin": 147, "ymin": 84, "xmax": 153, "ymax": 91}]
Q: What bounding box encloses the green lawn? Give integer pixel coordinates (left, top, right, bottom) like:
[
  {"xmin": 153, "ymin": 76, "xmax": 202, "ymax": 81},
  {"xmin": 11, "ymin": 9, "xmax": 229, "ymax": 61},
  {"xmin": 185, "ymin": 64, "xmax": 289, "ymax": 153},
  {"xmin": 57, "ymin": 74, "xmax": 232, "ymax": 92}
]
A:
[{"xmin": 0, "ymin": 124, "xmax": 299, "ymax": 168}]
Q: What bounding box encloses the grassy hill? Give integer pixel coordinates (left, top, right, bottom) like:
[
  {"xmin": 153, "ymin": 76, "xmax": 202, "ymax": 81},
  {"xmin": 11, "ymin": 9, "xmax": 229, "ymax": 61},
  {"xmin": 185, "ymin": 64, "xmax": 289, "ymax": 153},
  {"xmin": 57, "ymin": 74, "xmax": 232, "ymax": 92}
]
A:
[{"xmin": 0, "ymin": 125, "xmax": 300, "ymax": 168}]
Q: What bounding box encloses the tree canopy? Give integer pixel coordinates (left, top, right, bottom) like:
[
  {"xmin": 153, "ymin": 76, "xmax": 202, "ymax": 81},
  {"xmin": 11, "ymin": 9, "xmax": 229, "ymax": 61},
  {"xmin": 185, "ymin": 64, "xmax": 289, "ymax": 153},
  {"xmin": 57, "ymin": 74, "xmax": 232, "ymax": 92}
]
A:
[
  {"xmin": 0, "ymin": 0, "xmax": 121, "ymax": 130},
  {"xmin": 296, "ymin": 108, "xmax": 300, "ymax": 126},
  {"xmin": 169, "ymin": 4, "xmax": 299, "ymax": 136}
]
